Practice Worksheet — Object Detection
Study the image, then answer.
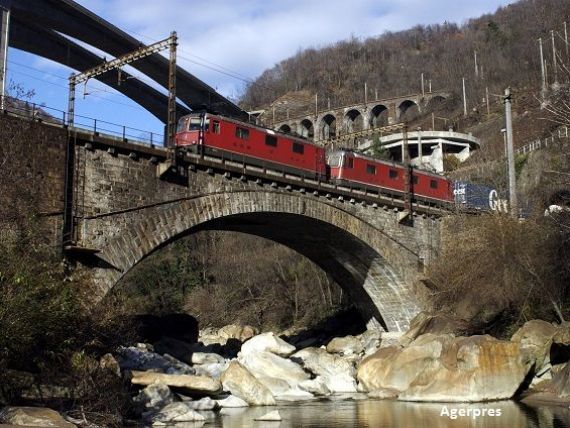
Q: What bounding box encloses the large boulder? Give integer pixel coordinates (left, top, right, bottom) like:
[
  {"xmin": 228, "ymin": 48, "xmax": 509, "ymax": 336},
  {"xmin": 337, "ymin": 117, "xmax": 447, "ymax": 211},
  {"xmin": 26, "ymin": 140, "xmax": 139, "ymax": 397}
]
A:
[
  {"xmin": 218, "ymin": 325, "xmax": 259, "ymax": 342},
  {"xmin": 0, "ymin": 407, "xmax": 76, "ymax": 427},
  {"xmin": 326, "ymin": 336, "xmax": 364, "ymax": 356},
  {"xmin": 116, "ymin": 345, "xmax": 194, "ymax": 375},
  {"xmin": 511, "ymin": 320, "xmax": 557, "ymax": 373},
  {"xmin": 238, "ymin": 351, "xmax": 309, "ymax": 394},
  {"xmin": 358, "ymin": 333, "xmax": 532, "ymax": 402},
  {"xmin": 399, "ymin": 312, "xmax": 469, "ymax": 346},
  {"xmin": 220, "ymin": 361, "xmax": 275, "ymax": 405},
  {"xmin": 133, "ymin": 383, "xmax": 174, "ymax": 412},
  {"xmin": 144, "ymin": 402, "xmax": 205, "ymax": 425},
  {"xmin": 240, "ymin": 332, "xmax": 295, "ymax": 357},
  {"xmin": 130, "ymin": 371, "xmax": 221, "ymax": 395},
  {"xmin": 216, "ymin": 395, "xmax": 249, "ymax": 408},
  {"xmin": 292, "ymin": 347, "xmax": 357, "ymax": 393}
]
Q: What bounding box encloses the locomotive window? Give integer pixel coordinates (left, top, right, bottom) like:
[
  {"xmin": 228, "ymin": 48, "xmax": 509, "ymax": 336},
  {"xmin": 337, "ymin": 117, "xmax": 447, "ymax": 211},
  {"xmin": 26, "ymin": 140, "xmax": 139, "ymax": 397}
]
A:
[
  {"xmin": 389, "ymin": 169, "xmax": 398, "ymax": 179},
  {"xmin": 412, "ymin": 176, "xmax": 418, "ymax": 185},
  {"xmin": 265, "ymin": 135, "xmax": 278, "ymax": 147},
  {"xmin": 213, "ymin": 121, "xmax": 220, "ymax": 134},
  {"xmin": 366, "ymin": 164, "xmax": 376, "ymax": 175},
  {"xmin": 292, "ymin": 142, "xmax": 304, "ymax": 154},
  {"xmin": 176, "ymin": 117, "xmax": 188, "ymax": 133},
  {"xmin": 430, "ymin": 179, "xmax": 438, "ymax": 189},
  {"xmin": 344, "ymin": 157, "xmax": 354, "ymax": 168},
  {"xmin": 189, "ymin": 117, "xmax": 202, "ymax": 131},
  {"xmin": 235, "ymin": 127, "xmax": 250, "ymax": 139}
]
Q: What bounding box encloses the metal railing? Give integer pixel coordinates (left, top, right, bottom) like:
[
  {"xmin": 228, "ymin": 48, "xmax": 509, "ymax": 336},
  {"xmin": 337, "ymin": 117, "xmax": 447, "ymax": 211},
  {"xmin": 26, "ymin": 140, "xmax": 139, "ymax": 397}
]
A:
[
  {"xmin": 515, "ymin": 126, "xmax": 569, "ymax": 155},
  {"xmin": 0, "ymin": 95, "xmax": 164, "ymax": 146}
]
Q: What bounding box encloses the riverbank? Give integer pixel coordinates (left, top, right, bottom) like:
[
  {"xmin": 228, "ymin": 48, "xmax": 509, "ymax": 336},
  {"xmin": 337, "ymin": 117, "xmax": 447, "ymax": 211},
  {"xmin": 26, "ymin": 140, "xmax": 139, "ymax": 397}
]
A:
[{"xmin": 3, "ymin": 314, "xmax": 570, "ymax": 427}]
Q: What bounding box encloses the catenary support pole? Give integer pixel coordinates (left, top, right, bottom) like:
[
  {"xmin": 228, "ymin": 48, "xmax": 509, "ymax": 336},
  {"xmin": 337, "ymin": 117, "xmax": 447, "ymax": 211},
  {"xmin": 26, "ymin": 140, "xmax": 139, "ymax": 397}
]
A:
[{"xmin": 504, "ymin": 88, "xmax": 517, "ymax": 217}]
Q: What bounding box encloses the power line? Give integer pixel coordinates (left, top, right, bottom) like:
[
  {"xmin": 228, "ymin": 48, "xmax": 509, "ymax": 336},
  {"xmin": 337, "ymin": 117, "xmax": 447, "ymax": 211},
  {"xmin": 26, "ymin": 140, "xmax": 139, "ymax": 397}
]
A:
[{"xmin": 8, "ymin": 68, "xmax": 150, "ymax": 111}]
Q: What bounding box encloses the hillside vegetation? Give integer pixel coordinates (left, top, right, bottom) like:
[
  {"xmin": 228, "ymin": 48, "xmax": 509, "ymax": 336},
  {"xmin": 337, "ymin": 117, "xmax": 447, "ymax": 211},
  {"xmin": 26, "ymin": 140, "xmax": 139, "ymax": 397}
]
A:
[{"xmin": 241, "ymin": 0, "xmax": 570, "ymax": 114}]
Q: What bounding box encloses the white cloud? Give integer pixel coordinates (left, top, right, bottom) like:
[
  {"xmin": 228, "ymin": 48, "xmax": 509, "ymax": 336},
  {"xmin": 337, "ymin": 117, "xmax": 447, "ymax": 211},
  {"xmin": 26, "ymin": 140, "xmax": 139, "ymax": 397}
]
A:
[{"xmin": 75, "ymin": 0, "xmax": 514, "ymax": 97}]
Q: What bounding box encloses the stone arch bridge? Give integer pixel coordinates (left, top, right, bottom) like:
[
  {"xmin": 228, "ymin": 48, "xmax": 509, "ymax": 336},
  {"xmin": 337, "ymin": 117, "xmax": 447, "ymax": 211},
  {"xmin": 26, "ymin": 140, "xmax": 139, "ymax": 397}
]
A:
[
  {"xmin": 270, "ymin": 91, "xmax": 450, "ymax": 141},
  {"xmin": 4, "ymin": 115, "xmax": 445, "ymax": 332}
]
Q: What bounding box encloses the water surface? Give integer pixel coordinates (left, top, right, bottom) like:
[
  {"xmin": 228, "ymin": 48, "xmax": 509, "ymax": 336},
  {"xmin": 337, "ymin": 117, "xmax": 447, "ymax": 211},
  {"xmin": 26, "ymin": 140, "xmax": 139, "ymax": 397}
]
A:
[{"xmin": 152, "ymin": 397, "xmax": 570, "ymax": 428}]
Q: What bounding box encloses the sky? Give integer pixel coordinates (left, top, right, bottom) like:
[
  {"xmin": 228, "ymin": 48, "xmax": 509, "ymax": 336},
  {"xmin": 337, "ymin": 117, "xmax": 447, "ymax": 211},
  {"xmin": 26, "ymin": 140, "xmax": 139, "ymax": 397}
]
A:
[{"xmin": 5, "ymin": 0, "xmax": 515, "ymax": 142}]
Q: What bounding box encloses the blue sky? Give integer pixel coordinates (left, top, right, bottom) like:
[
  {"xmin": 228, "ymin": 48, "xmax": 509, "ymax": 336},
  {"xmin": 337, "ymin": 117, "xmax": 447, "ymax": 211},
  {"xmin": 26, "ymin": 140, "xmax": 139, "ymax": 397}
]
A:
[{"xmin": 6, "ymin": 0, "xmax": 515, "ymax": 142}]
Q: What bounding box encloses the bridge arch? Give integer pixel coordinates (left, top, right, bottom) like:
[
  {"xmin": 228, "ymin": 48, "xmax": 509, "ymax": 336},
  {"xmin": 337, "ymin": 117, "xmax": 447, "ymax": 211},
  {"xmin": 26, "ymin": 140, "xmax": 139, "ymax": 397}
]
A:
[
  {"xmin": 318, "ymin": 113, "xmax": 337, "ymax": 140},
  {"xmin": 369, "ymin": 104, "xmax": 389, "ymax": 128},
  {"xmin": 398, "ymin": 99, "xmax": 420, "ymax": 121},
  {"xmin": 88, "ymin": 191, "xmax": 421, "ymax": 331},
  {"xmin": 299, "ymin": 119, "xmax": 315, "ymax": 139},
  {"xmin": 278, "ymin": 124, "xmax": 292, "ymax": 133},
  {"xmin": 344, "ymin": 109, "xmax": 365, "ymax": 133},
  {"xmin": 426, "ymin": 95, "xmax": 446, "ymax": 110}
]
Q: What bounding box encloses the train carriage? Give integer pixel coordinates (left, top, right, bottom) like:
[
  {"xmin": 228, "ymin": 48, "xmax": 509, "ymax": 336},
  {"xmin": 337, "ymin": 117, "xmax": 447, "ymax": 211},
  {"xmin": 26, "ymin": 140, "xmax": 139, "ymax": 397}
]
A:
[
  {"xmin": 176, "ymin": 113, "xmax": 327, "ymax": 180},
  {"xmin": 327, "ymin": 150, "xmax": 453, "ymax": 205}
]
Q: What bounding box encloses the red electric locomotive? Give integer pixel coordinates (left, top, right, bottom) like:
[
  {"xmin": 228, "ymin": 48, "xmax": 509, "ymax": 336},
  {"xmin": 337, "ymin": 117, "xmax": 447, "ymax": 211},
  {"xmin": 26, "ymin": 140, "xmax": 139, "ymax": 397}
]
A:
[
  {"xmin": 327, "ymin": 150, "xmax": 453, "ymax": 204},
  {"xmin": 176, "ymin": 113, "xmax": 327, "ymax": 180}
]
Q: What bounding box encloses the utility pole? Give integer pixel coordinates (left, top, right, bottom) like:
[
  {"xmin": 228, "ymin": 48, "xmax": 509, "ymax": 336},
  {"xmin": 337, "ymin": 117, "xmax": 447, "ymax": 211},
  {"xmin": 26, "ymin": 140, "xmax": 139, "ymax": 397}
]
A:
[
  {"xmin": 0, "ymin": 7, "xmax": 9, "ymax": 111},
  {"xmin": 166, "ymin": 31, "xmax": 177, "ymax": 148},
  {"xmin": 375, "ymin": 88, "xmax": 378, "ymax": 100},
  {"xmin": 474, "ymin": 51, "xmax": 479, "ymax": 78},
  {"xmin": 421, "ymin": 73, "xmax": 425, "ymax": 96},
  {"xmin": 364, "ymin": 82, "xmax": 367, "ymax": 106},
  {"xmin": 428, "ymin": 79, "xmax": 432, "ymax": 93},
  {"xmin": 485, "ymin": 86, "xmax": 490, "ymax": 116},
  {"xmin": 552, "ymin": 30, "xmax": 558, "ymax": 86},
  {"xmin": 539, "ymin": 38, "xmax": 546, "ymax": 96},
  {"xmin": 417, "ymin": 126, "xmax": 423, "ymax": 165},
  {"xmin": 504, "ymin": 88, "xmax": 517, "ymax": 217},
  {"xmin": 431, "ymin": 113, "xmax": 435, "ymax": 131},
  {"xmin": 462, "ymin": 77, "xmax": 467, "ymax": 117},
  {"xmin": 315, "ymin": 93, "xmax": 318, "ymax": 116}
]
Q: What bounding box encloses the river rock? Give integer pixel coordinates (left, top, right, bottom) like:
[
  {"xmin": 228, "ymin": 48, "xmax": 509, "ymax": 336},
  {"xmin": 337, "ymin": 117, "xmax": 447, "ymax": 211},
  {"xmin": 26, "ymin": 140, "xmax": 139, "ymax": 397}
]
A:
[
  {"xmin": 239, "ymin": 350, "xmax": 309, "ymax": 393},
  {"xmin": 254, "ymin": 410, "xmax": 282, "ymax": 421},
  {"xmin": 398, "ymin": 311, "xmax": 469, "ymax": 346},
  {"xmin": 275, "ymin": 389, "xmax": 315, "ymax": 401},
  {"xmin": 0, "ymin": 406, "xmax": 77, "ymax": 427},
  {"xmin": 220, "ymin": 361, "xmax": 276, "ymax": 405},
  {"xmin": 241, "ymin": 332, "xmax": 296, "ymax": 356},
  {"xmin": 185, "ymin": 397, "xmax": 218, "ymax": 410},
  {"xmin": 145, "ymin": 402, "xmax": 205, "ymax": 425},
  {"xmin": 511, "ymin": 320, "xmax": 557, "ymax": 373},
  {"xmin": 216, "ymin": 395, "xmax": 249, "ymax": 408},
  {"xmin": 130, "ymin": 371, "xmax": 221, "ymax": 394},
  {"xmin": 99, "ymin": 353, "xmax": 121, "ymax": 377},
  {"xmin": 291, "ymin": 347, "xmax": 357, "ymax": 393},
  {"xmin": 326, "ymin": 335, "xmax": 364, "ymax": 356},
  {"xmin": 193, "ymin": 361, "xmax": 229, "ymax": 379},
  {"xmin": 359, "ymin": 330, "xmax": 382, "ymax": 355},
  {"xmin": 368, "ymin": 387, "xmax": 400, "ymax": 399},
  {"xmin": 116, "ymin": 346, "xmax": 195, "ymax": 375},
  {"xmin": 299, "ymin": 377, "xmax": 331, "ymax": 396},
  {"xmin": 192, "ymin": 352, "xmax": 226, "ymax": 365},
  {"xmin": 133, "ymin": 383, "xmax": 174, "ymax": 412},
  {"xmin": 218, "ymin": 324, "xmax": 259, "ymax": 342},
  {"xmin": 358, "ymin": 333, "xmax": 531, "ymax": 402}
]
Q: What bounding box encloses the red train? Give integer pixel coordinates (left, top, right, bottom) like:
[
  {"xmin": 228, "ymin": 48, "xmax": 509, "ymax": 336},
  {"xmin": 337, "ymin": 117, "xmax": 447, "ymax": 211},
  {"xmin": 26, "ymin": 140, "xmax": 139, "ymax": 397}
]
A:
[{"xmin": 175, "ymin": 112, "xmax": 454, "ymax": 205}]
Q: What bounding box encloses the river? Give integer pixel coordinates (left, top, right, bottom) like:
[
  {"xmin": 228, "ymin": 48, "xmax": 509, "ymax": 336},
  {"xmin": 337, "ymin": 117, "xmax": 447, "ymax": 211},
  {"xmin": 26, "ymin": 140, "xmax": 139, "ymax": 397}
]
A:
[{"xmin": 143, "ymin": 397, "xmax": 570, "ymax": 427}]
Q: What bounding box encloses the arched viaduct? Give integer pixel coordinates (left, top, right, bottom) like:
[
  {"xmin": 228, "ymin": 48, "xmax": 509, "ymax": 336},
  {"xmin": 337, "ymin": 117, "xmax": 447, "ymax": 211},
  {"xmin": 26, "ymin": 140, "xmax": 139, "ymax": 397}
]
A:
[{"xmin": 272, "ymin": 92, "xmax": 449, "ymax": 141}]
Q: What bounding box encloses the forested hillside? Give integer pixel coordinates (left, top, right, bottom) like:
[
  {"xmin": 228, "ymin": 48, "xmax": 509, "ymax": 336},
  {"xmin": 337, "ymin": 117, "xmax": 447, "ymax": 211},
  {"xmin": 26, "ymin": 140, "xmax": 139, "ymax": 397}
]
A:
[{"xmin": 240, "ymin": 0, "xmax": 570, "ymax": 111}]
